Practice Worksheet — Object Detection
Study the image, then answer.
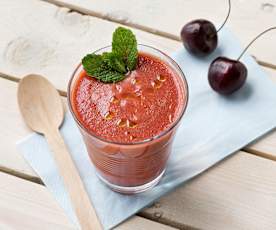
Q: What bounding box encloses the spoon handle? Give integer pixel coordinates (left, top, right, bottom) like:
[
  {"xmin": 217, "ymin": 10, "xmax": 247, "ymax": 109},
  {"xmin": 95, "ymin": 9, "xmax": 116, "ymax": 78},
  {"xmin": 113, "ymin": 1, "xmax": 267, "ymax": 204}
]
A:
[{"xmin": 45, "ymin": 128, "xmax": 102, "ymax": 230}]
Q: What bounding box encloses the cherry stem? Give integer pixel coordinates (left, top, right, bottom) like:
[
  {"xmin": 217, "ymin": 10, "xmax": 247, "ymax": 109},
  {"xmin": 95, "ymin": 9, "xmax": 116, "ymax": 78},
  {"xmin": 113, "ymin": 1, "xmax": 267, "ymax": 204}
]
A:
[
  {"xmin": 237, "ymin": 27, "xmax": 276, "ymax": 61},
  {"xmin": 216, "ymin": 0, "xmax": 231, "ymax": 33}
]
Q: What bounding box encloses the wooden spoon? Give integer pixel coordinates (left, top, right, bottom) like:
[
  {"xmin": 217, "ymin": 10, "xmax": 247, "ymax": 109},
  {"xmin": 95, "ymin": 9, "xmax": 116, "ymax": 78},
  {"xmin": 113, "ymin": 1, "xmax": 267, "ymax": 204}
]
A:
[{"xmin": 17, "ymin": 74, "xmax": 102, "ymax": 230}]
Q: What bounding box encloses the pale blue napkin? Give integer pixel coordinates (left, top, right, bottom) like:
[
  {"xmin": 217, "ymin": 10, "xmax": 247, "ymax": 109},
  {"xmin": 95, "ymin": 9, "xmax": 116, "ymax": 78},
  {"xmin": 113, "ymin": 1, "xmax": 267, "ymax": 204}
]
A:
[{"xmin": 17, "ymin": 29, "xmax": 276, "ymax": 229}]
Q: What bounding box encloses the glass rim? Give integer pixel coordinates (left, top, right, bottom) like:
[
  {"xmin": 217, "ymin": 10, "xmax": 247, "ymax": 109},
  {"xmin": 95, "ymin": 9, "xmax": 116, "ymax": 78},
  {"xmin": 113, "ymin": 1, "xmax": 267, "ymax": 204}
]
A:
[{"xmin": 67, "ymin": 44, "xmax": 189, "ymax": 146}]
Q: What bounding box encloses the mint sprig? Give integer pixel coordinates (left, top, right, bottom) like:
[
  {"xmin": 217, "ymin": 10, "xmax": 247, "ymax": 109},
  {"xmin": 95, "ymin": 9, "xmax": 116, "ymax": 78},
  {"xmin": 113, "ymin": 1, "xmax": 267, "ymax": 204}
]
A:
[
  {"xmin": 102, "ymin": 52, "xmax": 126, "ymax": 74},
  {"xmin": 82, "ymin": 54, "xmax": 125, "ymax": 83},
  {"xmin": 82, "ymin": 27, "xmax": 138, "ymax": 83}
]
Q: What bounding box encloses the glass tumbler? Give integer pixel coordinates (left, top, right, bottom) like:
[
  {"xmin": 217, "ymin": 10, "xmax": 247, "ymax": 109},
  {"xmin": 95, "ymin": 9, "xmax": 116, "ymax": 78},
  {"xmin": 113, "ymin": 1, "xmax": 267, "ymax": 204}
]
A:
[{"xmin": 68, "ymin": 45, "xmax": 188, "ymax": 194}]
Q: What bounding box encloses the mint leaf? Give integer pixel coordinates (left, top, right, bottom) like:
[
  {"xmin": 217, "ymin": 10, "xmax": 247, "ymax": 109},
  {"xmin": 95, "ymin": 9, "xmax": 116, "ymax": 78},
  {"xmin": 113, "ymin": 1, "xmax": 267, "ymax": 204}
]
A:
[
  {"xmin": 81, "ymin": 27, "xmax": 138, "ymax": 83},
  {"xmin": 82, "ymin": 54, "xmax": 125, "ymax": 83},
  {"xmin": 112, "ymin": 27, "xmax": 138, "ymax": 71},
  {"xmin": 93, "ymin": 68, "xmax": 125, "ymax": 83},
  {"xmin": 102, "ymin": 52, "xmax": 126, "ymax": 73},
  {"xmin": 82, "ymin": 54, "xmax": 103, "ymax": 76}
]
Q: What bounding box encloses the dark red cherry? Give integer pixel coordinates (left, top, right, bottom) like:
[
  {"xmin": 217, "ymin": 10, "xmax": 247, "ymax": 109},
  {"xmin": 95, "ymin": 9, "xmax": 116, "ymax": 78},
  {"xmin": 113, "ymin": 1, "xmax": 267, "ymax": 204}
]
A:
[
  {"xmin": 180, "ymin": 19, "xmax": 218, "ymax": 56},
  {"xmin": 208, "ymin": 57, "xmax": 247, "ymax": 95}
]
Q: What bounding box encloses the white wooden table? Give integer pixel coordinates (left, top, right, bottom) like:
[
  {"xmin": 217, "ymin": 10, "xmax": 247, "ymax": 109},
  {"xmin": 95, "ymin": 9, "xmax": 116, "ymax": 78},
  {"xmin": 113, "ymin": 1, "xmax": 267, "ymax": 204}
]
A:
[{"xmin": 1, "ymin": 0, "xmax": 276, "ymax": 229}]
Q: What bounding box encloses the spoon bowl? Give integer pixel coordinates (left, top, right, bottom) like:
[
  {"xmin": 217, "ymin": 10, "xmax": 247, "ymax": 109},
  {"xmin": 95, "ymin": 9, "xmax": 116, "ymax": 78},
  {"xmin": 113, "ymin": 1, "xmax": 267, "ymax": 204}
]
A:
[{"xmin": 18, "ymin": 74, "xmax": 64, "ymax": 134}]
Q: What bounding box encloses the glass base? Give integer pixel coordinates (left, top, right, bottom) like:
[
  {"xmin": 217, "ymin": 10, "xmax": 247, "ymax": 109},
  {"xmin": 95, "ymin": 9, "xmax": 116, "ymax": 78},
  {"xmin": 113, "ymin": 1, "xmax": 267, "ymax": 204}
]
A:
[{"xmin": 96, "ymin": 169, "xmax": 165, "ymax": 194}]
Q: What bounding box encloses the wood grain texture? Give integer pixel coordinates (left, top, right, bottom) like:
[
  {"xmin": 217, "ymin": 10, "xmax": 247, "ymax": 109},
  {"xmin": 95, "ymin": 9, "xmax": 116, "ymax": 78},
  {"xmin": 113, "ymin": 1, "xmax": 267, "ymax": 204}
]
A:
[
  {"xmin": 0, "ymin": 0, "xmax": 179, "ymax": 92},
  {"xmin": 246, "ymin": 130, "xmax": 276, "ymax": 161},
  {"xmin": 142, "ymin": 153, "xmax": 276, "ymax": 230},
  {"xmin": 0, "ymin": 78, "xmax": 35, "ymax": 177},
  {"xmin": 1, "ymin": 77, "xmax": 276, "ymax": 229},
  {"xmin": 0, "ymin": 171, "xmax": 176, "ymax": 230},
  {"xmin": 115, "ymin": 217, "xmax": 176, "ymax": 230},
  {"xmin": 245, "ymin": 67, "xmax": 276, "ymax": 160},
  {"xmin": 45, "ymin": 0, "xmax": 276, "ymax": 65},
  {"xmin": 0, "ymin": 77, "xmax": 68, "ymax": 180},
  {"xmin": 0, "ymin": 172, "xmax": 74, "ymax": 230}
]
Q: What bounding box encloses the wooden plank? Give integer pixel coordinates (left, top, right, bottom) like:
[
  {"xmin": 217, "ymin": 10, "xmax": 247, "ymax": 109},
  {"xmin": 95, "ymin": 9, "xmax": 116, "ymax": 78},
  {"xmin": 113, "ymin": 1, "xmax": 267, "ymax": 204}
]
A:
[
  {"xmin": 0, "ymin": 75, "xmax": 72, "ymax": 181},
  {"xmin": 115, "ymin": 217, "xmax": 176, "ymax": 230},
  {"xmin": 0, "ymin": 0, "xmax": 179, "ymax": 93},
  {"xmin": 0, "ymin": 172, "xmax": 74, "ymax": 230},
  {"xmin": 45, "ymin": 0, "xmax": 276, "ymax": 66},
  {"xmin": 246, "ymin": 131, "xmax": 276, "ymax": 161},
  {"xmin": 0, "ymin": 77, "xmax": 36, "ymax": 178},
  {"xmin": 0, "ymin": 171, "xmax": 176, "ymax": 230},
  {"xmin": 245, "ymin": 67, "xmax": 276, "ymax": 160},
  {"xmin": 142, "ymin": 153, "xmax": 276, "ymax": 230},
  {"xmin": 1, "ymin": 77, "xmax": 276, "ymax": 229}
]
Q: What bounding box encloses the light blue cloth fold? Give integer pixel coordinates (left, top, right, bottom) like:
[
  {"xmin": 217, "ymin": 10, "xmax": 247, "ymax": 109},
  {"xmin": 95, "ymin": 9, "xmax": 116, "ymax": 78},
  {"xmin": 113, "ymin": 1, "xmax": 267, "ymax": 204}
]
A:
[{"xmin": 17, "ymin": 29, "xmax": 276, "ymax": 229}]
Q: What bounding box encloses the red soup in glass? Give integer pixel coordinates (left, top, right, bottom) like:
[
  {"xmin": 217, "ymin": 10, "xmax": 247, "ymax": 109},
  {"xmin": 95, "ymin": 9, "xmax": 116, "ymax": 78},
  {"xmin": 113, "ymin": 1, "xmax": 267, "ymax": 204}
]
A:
[{"xmin": 68, "ymin": 45, "xmax": 188, "ymax": 194}]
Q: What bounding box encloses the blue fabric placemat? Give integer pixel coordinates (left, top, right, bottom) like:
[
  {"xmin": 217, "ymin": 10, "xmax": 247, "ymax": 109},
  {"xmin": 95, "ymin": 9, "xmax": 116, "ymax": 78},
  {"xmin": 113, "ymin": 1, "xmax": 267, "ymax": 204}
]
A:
[{"xmin": 17, "ymin": 29, "xmax": 276, "ymax": 229}]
